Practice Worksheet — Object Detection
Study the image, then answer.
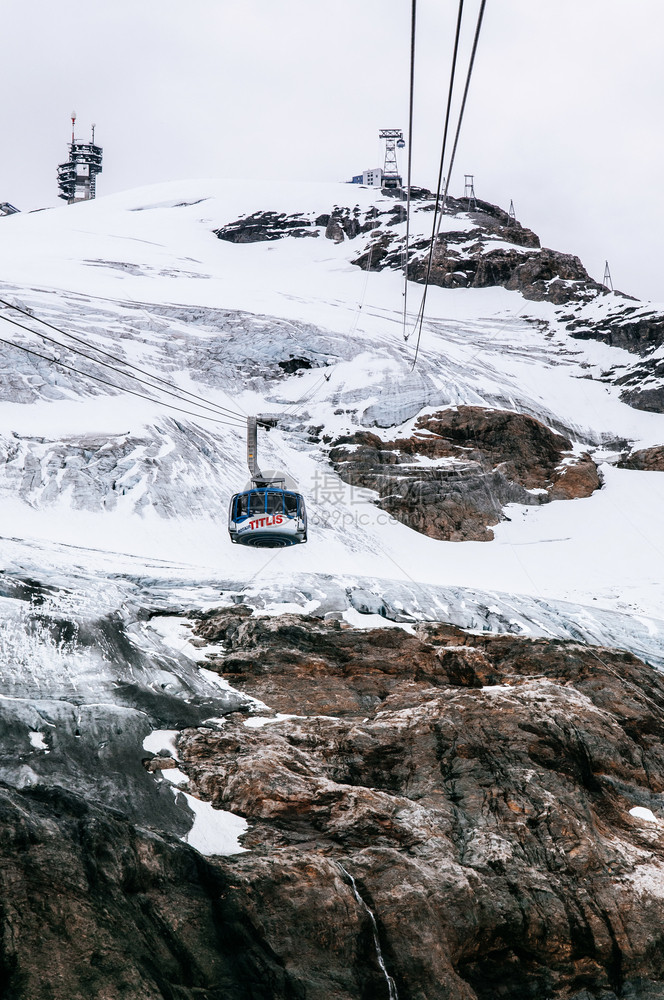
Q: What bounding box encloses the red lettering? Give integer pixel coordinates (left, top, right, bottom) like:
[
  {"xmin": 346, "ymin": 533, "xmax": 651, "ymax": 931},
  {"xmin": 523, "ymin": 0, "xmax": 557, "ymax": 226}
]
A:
[{"xmin": 248, "ymin": 515, "xmax": 285, "ymax": 529}]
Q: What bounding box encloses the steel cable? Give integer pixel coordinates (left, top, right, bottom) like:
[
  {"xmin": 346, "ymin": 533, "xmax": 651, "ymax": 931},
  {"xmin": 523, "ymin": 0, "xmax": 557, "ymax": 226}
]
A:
[
  {"xmin": 411, "ymin": 0, "xmax": 487, "ymax": 369},
  {"xmin": 0, "ymin": 296, "xmax": 246, "ymax": 423},
  {"xmin": 0, "ymin": 331, "xmax": 245, "ymax": 428},
  {"xmin": 402, "ymin": 0, "xmax": 418, "ymax": 341},
  {"xmin": 410, "ymin": 0, "xmax": 465, "ymax": 365}
]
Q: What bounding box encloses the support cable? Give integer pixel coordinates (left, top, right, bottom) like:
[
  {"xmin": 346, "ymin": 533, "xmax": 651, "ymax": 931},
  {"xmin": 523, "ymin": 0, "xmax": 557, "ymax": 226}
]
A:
[
  {"xmin": 401, "ymin": 0, "xmax": 417, "ymax": 341},
  {"xmin": 0, "ymin": 297, "xmax": 246, "ymax": 423},
  {"xmin": 0, "ymin": 331, "xmax": 245, "ymax": 428},
  {"xmin": 411, "ymin": 0, "xmax": 487, "ymax": 369},
  {"xmin": 409, "ymin": 0, "xmax": 465, "ymax": 362},
  {"xmin": 0, "ymin": 309, "xmax": 245, "ymax": 426},
  {"xmin": 441, "ymin": 0, "xmax": 487, "ymax": 210}
]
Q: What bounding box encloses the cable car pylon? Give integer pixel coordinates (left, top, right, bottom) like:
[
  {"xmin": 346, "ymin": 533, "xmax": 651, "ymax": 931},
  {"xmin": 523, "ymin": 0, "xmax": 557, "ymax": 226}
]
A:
[
  {"xmin": 603, "ymin": 261, "xmax": 614, "ymax": 292},
  {"xmin": 228, "ymin": 416, "xmax": 308, "ymax": 547}
]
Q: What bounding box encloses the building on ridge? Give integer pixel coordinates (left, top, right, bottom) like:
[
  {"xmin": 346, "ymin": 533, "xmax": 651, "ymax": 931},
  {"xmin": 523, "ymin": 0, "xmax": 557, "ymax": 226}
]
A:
[
  {"xmin": 57, "ymin": 113, "xmax": 103, "ymax": 204},
  {"xmin": 350, "ymin": 168, "xmax": 383, "ymax": 187}
]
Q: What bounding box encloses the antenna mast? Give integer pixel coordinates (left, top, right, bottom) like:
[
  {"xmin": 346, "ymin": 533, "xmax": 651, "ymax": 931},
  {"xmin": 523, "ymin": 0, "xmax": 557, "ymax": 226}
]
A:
[{"xmin": 603, "ymin": 261, "xmax": 613, "ymax": 291}]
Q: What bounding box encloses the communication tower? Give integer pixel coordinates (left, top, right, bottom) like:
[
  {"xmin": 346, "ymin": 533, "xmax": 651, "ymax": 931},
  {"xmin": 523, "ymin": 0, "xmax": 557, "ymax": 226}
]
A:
[
  {"xmin": 57, "ymin": 112, "xmax": 103, "ymax": 204},
  {"xmin": 464, "ymin": 175, "xmax": 477, "ymax": 211},
  {"xmin": 508, "ymin": 199, "xmax": 516, "ymax": 225},
  {"xmin": 379, "ymin": 129, "xmax": 404, "ymax": 190}
]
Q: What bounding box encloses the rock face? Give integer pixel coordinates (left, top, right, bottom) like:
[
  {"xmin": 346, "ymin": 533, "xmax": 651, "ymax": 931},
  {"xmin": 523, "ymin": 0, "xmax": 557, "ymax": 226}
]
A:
[
  {"xmin": 351, "ymin": 197, "xmax": 599, "ymax": 305},
  {"xmin": 567, "ymin": 307, "xmax": 664, "ymax": 356},
  {"xmin": 328, "ymin": 407, "xmax": 600, "ymax": 541},
  {"xmin": 212, "ymin": 196, "xmax": 664, "ymax": 363},
  {"xmin": 214, "ymin": 206, "xmax": 381, "ymax": 244},
  {"xmin": 172, "ymin": 605, "xmax": 664, "ymax": 1000},
  {"xmin": 618, "ymin": 445, "xmax": 664, "ymax": 471},
  {"xmin": 613, "ymin": 356, "xmax": 664, "ymax": 413},
  {"xmin": 213, "ymin": 198, "xmax": 604, "ymax": 305},
  {"xmin": 562, "ymin": 305, "xmax": 664, "ymax": 412},
  {"xmin": 406, "ymin": 241, "xmax": 595, "ymax": 305},
  {"xmin": 4, "ymin": 599, "xmax": 664, "ymax": 999},
  {"xmin": 214, "ymin": 210, "xmax": 320, "ymax": 242},
  {"xmin": 0, "ymin": 784, "xmax": 266, "ymax": 1000}
]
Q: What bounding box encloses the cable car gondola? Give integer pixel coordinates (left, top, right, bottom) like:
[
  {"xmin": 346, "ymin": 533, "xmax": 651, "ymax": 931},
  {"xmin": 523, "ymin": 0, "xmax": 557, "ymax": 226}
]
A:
[{"xmin": 228, "ymin": 416, "xmax": 307, "ymax": 548}]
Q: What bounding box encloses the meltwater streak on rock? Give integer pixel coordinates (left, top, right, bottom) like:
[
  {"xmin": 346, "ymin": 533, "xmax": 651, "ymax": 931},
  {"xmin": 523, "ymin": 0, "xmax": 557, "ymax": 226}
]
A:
[{"xmin": 337, "ymin": 863, "xmax": 398, "ymax": 1000}]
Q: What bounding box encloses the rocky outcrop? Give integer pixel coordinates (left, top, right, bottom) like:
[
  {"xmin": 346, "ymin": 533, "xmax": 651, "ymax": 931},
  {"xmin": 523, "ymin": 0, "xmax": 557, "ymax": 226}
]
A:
[
  {"xmin": 611, "ymin": 355, "xmax": 664, "ymax": 413},
  {"xmin": 173, "ymin": 605, "xmax": 664, "ymax": 999},
  {"xmin": 547, "ymin": 452, "xmax": 602, "ymax": 499},
  {"xmin": 0, "ymin": 782, "xmax": 283, "ymax": 1000},
  {"xmin": 328, "ymin": 407, "xmax": 600, "ymax": 541},
  {"xmin": 401, "ymin": 242, "xmax": 597, "ymax": 304},
  {"xmin": 350, "ymin": 195, "xmax": 598, "ymax": 304},
  {"xmin": 560, "ymin": 304, "xmax": 664, "ymax": 407},
  {"xmin": 323, "ymin": 205, "xmax": 380, "ymax": 243},
  {"xmin": 213, "ymin": 197, "xmax": 607, "ymax": 305},
  {"xmin": 567, "ymin": 307, "xmax": 664, "ymax": 357},
  {"xmin": 622, "ymin": 384, "xmax": 664, "ymax": 413},
  {"xmin": 215, "ymin": 210, "xmax": 319, "ymax": 242},
  {"xmin": 192, "ymin": 604, "xmax": 442, "ymax": 715},
  {"xmin": 214, "ymin": 206, "xmax": 381, "ymax": 244},
  {"xmin": 618, "ymin": 445, "xmax": 664, "ymax": 471}
]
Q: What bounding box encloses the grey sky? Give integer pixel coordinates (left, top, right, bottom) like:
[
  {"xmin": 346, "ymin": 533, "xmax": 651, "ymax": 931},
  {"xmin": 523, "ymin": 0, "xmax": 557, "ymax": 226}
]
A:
[{"xmin": 2, "ymin": 0, "xmax": 663, "ymax": 301}]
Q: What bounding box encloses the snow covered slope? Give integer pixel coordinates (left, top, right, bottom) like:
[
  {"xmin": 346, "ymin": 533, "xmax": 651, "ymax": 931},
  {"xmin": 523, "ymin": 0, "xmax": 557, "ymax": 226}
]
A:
[
  {"xmin": 0, "ymin": 177, "xmax": 662, "ymax": 646},
  {"xmin": 3, "ymin": 178, "xmax": 664, "ymax": 998}
]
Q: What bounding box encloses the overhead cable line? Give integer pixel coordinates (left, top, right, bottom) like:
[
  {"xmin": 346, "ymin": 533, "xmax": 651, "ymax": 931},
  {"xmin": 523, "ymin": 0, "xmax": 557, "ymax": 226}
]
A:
[
  {"xmin": 441, "ymin": 0, "xmax": 487, "ymax": 210},
  {"xmin": 401, "ymin": 0, "xmax": 417, "ymax": 341},
  {"xmin": 0, "ymin": 296, "xmax": 246, "ymax": 423},
  {"xmin": 0, "ymin": 308, "xmax": 246, "ymax": 426},
  {"xmin": 281, "ymin": 236, "xmax": 381, "ymax": 420},
  {"xmin": 282, "ymin": 371, "xmax": 331, "ymax": 418},
  {"xmin": 0, "ymin": 331, "xmax": 245, "ymax": 428},
  {"xmin": 409, "ymin": 0, "xmax": 465, "ymax": 360},
  {"xmin": 411, "ymin": 0, "xmax": 487, "ymax": 369}
]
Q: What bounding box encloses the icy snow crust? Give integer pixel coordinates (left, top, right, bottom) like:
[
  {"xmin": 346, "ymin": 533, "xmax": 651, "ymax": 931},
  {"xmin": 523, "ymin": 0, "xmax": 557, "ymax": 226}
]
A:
[{"xmin": 0, "ymin": 178, "xmax": 663, "ymax": 852}]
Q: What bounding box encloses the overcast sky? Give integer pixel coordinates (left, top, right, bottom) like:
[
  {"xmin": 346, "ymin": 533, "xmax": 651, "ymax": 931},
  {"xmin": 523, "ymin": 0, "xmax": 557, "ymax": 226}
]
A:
[{"xmin": 2, "ymin": 0, "xmax": 663, "ymax": 301}]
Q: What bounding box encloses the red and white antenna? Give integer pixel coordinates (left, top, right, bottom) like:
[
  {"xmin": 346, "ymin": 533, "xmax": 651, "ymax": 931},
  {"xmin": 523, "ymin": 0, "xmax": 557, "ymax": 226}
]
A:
[{"xmin": 70, "ymin": 110, "xmax": 76, "ymax": 146}]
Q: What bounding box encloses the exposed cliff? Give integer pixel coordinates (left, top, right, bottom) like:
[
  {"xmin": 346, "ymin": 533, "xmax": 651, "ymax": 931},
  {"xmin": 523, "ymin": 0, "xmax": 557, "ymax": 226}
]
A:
[
  {"xmin": 328, "ymin": 407, "xmax": 600, "ymax": 541},
  {"xmin": 151, "ymin": 604, "xmax": 664, "ymax": 1000}
]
